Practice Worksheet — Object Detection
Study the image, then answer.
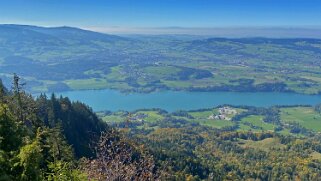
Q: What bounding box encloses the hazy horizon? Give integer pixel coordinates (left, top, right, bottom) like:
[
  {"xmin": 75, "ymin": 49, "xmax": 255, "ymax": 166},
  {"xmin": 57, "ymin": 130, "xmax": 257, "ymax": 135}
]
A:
[
  {"xmin": 85, "ymin": 26, "xmax": 321, "ymax": 38},
  {"xmin": 2, "ymin": 23, "xmax": 321, "ymax": 38},
  {"xmin": 1, "ymin": 0, "xmax": 321, "ymax": 38}
]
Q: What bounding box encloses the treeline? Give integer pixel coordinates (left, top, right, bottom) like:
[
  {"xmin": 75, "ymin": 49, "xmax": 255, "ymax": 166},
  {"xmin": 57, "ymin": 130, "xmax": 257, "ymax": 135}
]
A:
[{"xmin": 187, "ymin": 80, "xmax": 289, "ymax": 92}]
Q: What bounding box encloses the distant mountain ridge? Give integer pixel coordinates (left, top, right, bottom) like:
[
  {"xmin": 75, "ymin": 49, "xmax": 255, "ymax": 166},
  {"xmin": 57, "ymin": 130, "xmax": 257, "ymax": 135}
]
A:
[
  {"xmin": 0, "ymin": 24, "xmax": 126, "ymax": 41},
  {"xmin": 0, "ymin": 24, "xmax": 136, "ymax": 63}
]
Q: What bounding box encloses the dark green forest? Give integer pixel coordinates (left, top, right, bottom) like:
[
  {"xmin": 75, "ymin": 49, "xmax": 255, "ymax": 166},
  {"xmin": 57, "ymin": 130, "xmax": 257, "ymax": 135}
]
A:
[
  {"xmin": 2, "ymin": 75, "xmax": 321, "ymax": 180},
  {"xmin": 0, "ymin": 76, "xmax": 162, "ymax": 180}
]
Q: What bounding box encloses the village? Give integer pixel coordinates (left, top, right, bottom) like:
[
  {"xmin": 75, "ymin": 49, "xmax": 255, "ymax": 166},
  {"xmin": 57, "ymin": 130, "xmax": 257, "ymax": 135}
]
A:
[{"xmin": 208, "ymin": 106, "xmax": 238, "ymax": 121}]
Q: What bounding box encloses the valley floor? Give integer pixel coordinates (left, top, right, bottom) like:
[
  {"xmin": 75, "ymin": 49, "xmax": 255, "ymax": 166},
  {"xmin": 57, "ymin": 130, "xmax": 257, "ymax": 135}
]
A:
[{"xmin": 98, "ymin": 105, "xmax": 321, "ymax": 136}]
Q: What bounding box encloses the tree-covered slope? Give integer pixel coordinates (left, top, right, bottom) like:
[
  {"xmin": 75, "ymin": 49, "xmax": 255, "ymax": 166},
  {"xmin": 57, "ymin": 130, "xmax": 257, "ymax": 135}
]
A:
[{"xmin": 0, "ymin": 77, "xmax": 162, "ymax": 180}]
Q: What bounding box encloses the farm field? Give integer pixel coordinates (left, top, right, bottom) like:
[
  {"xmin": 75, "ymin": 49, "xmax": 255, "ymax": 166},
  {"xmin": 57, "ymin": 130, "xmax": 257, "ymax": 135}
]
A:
[
  {"xmin": 280, "ymin": 107, "xmax": 321, "ymax": 132},
  {"xmin": 98, "ymin": 105, "xmax": 321, "ymax": 136}
]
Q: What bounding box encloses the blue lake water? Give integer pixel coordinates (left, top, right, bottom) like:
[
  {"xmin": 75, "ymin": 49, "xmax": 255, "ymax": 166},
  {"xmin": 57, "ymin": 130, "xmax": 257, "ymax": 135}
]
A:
[{"xmin": 49, "ymin": 89, "xmax": 321, "ymax": 112}]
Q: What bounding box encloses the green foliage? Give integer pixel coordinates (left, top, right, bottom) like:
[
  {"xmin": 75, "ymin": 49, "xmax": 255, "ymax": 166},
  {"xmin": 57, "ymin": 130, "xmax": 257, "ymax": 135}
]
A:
[
  {"xmin": 0, "ymin": 105, "xmax": 23, "ymax": 152},
  {"xmin": 16, "ymin": 129, "xmax": 44, "ymax": 181},
  {"xmin": 47, "ymin": 161, "xmax": 87, "ymax": 181},
  {"xmin": 0, "ymin": 78, "xmax": 90, "ymax": 180},
  {"xmin": 35, "ymin": 94, "xmax": 108, "ymax": 157},
  {"xmin": 0, "ymin": 150, "xmax": 12, "ymax": 180}
]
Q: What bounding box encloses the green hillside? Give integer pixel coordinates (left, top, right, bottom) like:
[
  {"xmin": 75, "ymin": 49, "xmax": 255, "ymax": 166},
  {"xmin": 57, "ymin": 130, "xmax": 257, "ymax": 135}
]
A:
[{"xmin": 1, "ymin": 25, "xmax": 321, "ymax": 94}]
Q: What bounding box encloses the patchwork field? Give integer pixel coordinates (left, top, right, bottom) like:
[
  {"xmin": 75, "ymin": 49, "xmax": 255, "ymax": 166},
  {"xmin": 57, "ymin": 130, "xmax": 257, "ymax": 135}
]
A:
[
  {"xmin": 1, "ymin": 25, "xmax": 321, "ymax": 95},
  {"xmin": 98, "ymin": 105, "xmax": 321, "ymax": 136}
]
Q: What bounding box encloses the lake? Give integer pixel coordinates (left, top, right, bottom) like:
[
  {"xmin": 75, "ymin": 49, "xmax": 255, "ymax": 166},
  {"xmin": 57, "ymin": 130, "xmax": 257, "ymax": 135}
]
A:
[{"xmin": 51, "ymin": 89, "xmax": 321, "ymax": 112}]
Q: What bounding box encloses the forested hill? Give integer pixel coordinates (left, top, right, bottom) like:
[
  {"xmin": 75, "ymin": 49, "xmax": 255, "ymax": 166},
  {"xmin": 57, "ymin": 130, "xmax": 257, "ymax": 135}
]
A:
[
  {"xmin": 0, "ymin": 24, "xmax": 128, "ymax": 45},
  {"xmin": 0, "ymin": 24, "xmax": 134, "ymax": 63},
  {"xmin": 0, "ymin": 76, "xmax": 162, "ymax": 180}
]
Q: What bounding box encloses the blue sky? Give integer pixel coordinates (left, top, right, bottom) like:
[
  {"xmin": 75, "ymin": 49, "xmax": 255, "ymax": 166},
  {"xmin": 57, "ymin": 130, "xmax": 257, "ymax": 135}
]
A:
[{"xmin": 1, "ymin": 0, "xmax": 321, "ymax": 34}]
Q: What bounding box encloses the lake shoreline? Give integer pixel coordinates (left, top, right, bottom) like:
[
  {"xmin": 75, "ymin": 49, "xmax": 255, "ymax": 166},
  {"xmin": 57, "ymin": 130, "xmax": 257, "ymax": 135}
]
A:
[{"xmin": 38, "ymin": 89, "xmax": 321, "ymax": 112}]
